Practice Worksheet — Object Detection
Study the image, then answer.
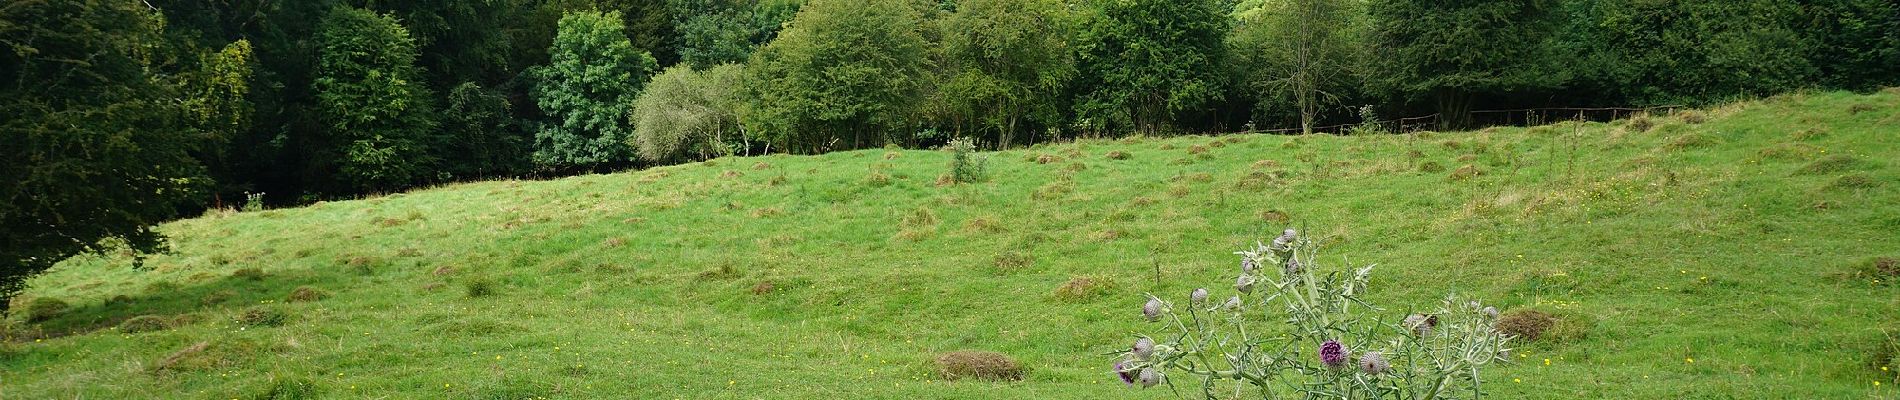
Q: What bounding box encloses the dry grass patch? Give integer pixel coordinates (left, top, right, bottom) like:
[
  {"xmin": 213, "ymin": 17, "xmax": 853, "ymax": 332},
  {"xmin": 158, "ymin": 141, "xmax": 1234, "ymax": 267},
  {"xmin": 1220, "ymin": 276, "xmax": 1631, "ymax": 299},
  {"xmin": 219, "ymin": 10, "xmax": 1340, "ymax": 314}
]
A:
[
  {"xmin": 963, "ymin": 216, "xmax": 1006, "ymax": 234},
  {"xmin": 1104, "ymin": 150, "xmax": 1131, "ymax": 160},
  {"xmin": 1449, "ymin": 164, "xmax": 1483, "ymax": 180},
  {"xmin": 935, "ymin": 350, "xmax": 1025, "ymax": 381},
  {"xmin": 1495, "ymin": 309, "xmax": 1554, "ymax": 341},
  {"xmin": 286, "ymin": 286, "xmax": 328, "ymax": 302},
  {"xmin": 1053, "ymin": 276, "xmax": 1116, "ymax": 300}
]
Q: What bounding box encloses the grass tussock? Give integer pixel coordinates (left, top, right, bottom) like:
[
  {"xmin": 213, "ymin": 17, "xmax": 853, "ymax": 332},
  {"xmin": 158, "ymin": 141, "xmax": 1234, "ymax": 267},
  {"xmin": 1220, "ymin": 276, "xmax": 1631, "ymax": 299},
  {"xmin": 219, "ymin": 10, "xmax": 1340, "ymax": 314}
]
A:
[
  {"xmin": 117, "ymin": 315, "xmax": 169, "ymax": 333},
  {"xmin": 286, "ymin": 286, "xmax": 328, "ymax": 302},
  {"xmin": 1795, "ymin": 154, "xmax": 1869, "ymax": 175},
  {"xmin": 1826, "ymin": 174, "xmax": 1881, "ymax": 191},
  {"xmin": 935, "ymin": 350, "xmax": 1024, "ymax": 381},
  {"xmin": 234, "ymin": 306, "xmax": 287, "ymax": 327},
  {"xmin": 231, "ymin": 268, "xmax": 266, "ymax": 281},
  {"xmin": 22, "ymin": 297, "xmax": 68, "ymax": 323},
  {"xmin": 1052, "ymin": 276, "xmax": 1115, "ymax": 300}
]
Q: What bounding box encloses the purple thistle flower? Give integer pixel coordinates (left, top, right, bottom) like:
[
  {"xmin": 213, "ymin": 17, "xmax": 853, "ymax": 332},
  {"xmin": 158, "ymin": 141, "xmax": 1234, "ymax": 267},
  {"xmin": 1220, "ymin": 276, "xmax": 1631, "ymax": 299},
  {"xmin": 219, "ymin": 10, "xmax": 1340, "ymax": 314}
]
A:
[
  {"xmin": 1132, "ymin": 338, "xmax": 1155, "ymax": 360},
  {"xmin": 1137, "ymin": 367, "xmax": 1160, "ymax": 388},
  {"xmin": 1270, "ymin": 228, "xmax": 1298, "ymax": 251},
  {"xmin": 1359, "ymin": 351, "xmax": 1391, "ymax": 375},
  {"xmin": 1283, "ymin": 258, "xmax": 1303, "ymax": 275},
  {"xmin": 1190, "ymin": 288, "xmax": 1209, "ymax": 305},
  {"xmin": 1235, "ymin": 275, "xmax": 1254, "ymax": 294},
  {"xmin": 1114, "ymin": 361, "xmax": 1136, "ymax": 385},
  {"xmin": 1143, "ymin": 298, "xmax": 1163, "ymax": 322},
  {"xmin": 1241, "ymin": 257, "xmax": 1257, "ymax": 274},
  {"xmin": 1320, "ymin": 340, "xmax": 1348, "ymax": 369}
]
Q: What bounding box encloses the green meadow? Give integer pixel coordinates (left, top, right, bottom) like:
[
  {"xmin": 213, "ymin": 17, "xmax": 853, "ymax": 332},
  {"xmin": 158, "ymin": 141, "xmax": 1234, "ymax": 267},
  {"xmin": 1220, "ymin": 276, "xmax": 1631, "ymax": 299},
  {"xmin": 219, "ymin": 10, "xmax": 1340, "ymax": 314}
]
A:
[{"xmin": 3, "ymin": 90, "xmax": 1898, "ymax": 399}]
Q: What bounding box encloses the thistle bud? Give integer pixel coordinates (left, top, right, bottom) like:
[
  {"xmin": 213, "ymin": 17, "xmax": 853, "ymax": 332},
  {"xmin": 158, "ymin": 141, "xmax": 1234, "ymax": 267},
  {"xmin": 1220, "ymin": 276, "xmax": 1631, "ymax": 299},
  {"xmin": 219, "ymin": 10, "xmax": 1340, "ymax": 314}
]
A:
[
  {"xmin": 1240, "ymin": 257, "xmax": 1257, "ymax": 274},
  {"xmin": 1482, "ymin": 306, "xmax": 1500, "ymax": 319},
  {"xmin": 1142, "ymin": 298, "xmax": 1163, "ymax": 322},
  {"xmin": 1223, "ymin": 296, "xmax": 1242, "ymax": 310},
  {"xmin": 1283, "ymin": 259, "xmax": 1303, "ymax": 275},
  {"xmin": 1320, "ymin": 340, "xmax": 1348, "ymax": 370},
  {"xmin": 1403, "ymin": 314, "xmax": 1438, "ymax": 336},
  {"xmin": 1235, "ymin": 275, "xmax": 1254, "ymax": 294},
  {"xmin": 1190, "ymin": 288, "xmax": 1209, "ymax": 305},
  {"xmin": 1132, "ymin": 338, "xmax": 1155, "ymax": 360},
  {"xmin": 1137, "ymin": 367, "xmax": 1160, "ymax": 388},
  {"xmin": 1358, "ymin": 351, "xmax": 1391, "ymax": 375}
]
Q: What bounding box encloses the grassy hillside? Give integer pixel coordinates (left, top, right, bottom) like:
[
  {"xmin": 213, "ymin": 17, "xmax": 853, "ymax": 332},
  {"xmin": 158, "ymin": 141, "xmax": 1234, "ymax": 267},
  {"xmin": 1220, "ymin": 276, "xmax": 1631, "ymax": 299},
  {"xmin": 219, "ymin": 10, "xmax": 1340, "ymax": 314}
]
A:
[{"xmin": 4, "ymin": 90, "xmax": 1898, "ymax": 399}]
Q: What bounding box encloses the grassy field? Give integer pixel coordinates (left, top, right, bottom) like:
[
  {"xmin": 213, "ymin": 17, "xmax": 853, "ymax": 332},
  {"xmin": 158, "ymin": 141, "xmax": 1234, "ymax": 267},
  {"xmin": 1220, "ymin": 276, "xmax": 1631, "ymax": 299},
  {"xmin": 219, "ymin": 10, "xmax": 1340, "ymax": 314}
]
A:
[{"xmin": 3, "ymin": 89, "xmax": 1898, "ymax": 399}]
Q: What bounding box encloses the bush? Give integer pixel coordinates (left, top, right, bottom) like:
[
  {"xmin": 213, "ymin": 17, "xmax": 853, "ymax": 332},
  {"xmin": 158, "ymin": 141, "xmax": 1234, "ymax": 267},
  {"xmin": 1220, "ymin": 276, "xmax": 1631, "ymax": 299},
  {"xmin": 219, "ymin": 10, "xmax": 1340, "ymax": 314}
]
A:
[
  {"xmin": 631, "ymin": 64, "xmax": 745, "ymax": 163},
  {"xmin": 23, "ymin": 297, "xmax": 68, "ymax": 323},
  {"xmin": 936, "ymin": 350, "xmax": 1025, "ymax": 381},
  {"xmin": 948, "ymin": 137, "xmax": 988, "ymax": 184}
]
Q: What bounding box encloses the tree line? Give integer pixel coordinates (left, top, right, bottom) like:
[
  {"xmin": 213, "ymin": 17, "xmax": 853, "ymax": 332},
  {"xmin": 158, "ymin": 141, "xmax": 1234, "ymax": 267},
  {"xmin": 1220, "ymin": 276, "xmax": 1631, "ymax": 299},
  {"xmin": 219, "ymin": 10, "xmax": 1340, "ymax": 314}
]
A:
[{"xmin": 2, "ymin": 0, "xmax": 1897, "ymax": 306}]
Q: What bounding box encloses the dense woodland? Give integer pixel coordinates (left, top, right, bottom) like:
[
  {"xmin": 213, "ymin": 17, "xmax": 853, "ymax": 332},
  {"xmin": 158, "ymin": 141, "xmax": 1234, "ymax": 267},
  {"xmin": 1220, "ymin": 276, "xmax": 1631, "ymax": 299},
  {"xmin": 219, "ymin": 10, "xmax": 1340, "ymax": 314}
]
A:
[{"xmin": 2, "ymin": 0, "xmax": 1898, "ymax": 305}]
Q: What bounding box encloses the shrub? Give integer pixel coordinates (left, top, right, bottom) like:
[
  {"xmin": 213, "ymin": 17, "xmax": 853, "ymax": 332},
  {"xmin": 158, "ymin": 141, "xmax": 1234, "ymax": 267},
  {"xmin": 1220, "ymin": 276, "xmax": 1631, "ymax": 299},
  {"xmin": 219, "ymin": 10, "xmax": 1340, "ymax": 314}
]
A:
[
  {"xmin": 119, "ymin": 315, "xmax": 170, "ymax": 333},
  {"xmin": 936, "ymin": 350, "xmax": 1024, "ymax": 381},
  {"xmin": 948, "ymin": 137, "xmax": 989, "ymax": 184},
  {"xmin": 1113, "ymin": 228, "xmax": 1509, "ymax": 396},
  {"xmin": 631, "ymin": 64, "xmax": 745, "ymax": 163},
  {"xmin": 23, "ymin": 297, "xmax": 68, "ymax": 323},
  {"xmin": 234, "ymin": 306, "xmax": 287, "ymax": 327},
  {"xmin": 1495, "ymin": 309, "xmax": 1557, "ymax": 341}
]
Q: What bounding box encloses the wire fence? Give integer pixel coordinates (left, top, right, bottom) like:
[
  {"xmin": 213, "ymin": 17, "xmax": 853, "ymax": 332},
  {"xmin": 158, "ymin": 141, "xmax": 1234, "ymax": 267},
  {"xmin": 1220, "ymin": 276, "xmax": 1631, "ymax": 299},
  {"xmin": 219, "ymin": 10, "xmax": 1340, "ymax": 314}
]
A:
[{"xmin": 1249, "ymin": 105, "xmax": 1689, "ymax": 135}]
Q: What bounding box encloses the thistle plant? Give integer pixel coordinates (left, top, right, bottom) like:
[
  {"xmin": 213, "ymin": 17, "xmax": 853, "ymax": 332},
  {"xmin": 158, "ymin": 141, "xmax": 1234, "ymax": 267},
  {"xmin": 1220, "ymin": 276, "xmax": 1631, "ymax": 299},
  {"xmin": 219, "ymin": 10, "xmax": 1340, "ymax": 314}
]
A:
[{"xmin": 1111, "ymin": 228, "xmax": 1513, "ymax": 399}]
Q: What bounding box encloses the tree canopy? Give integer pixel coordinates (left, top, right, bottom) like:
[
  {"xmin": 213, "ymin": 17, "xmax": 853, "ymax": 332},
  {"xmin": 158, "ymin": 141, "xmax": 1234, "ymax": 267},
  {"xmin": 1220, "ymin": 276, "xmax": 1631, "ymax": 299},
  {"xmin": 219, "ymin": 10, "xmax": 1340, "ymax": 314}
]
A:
[
  {"xmin": 531, "ymin": 10, "xmax": 658, "ymax": 169},
  {"xmin": 0, "ymin": 0, "xmax": 213, "ymax": 307}
]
